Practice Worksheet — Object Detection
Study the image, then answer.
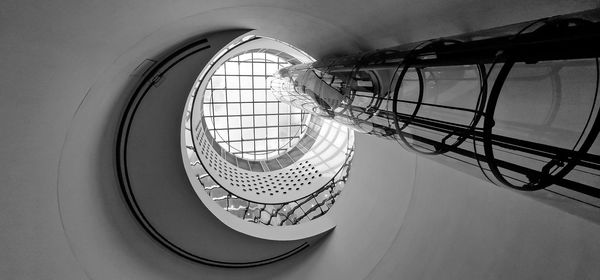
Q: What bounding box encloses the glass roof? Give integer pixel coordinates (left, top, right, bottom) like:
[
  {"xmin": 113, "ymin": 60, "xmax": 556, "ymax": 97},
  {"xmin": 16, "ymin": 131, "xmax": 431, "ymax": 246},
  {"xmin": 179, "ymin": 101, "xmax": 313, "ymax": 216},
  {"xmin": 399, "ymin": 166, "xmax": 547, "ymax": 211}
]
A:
[{"xmin": 203, "ymin": 51, "xmax": 310, "ymax": 161}]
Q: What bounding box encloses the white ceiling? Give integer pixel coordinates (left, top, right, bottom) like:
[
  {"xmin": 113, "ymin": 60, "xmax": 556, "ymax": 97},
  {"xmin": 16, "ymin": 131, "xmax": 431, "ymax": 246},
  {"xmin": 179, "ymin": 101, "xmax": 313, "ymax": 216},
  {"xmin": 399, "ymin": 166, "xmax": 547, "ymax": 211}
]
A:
[{"xmin": 1, "ymin": 0, "xmax": 598, "ymax": 279}]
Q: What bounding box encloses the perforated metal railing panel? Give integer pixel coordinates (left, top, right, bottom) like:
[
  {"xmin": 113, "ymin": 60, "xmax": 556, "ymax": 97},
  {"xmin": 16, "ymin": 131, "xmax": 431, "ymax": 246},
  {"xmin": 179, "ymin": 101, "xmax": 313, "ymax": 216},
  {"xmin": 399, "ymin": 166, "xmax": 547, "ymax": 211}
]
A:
[
  {"xmin": 184, "ymin": 109, "xmax": 353, "ymax": 226},
  {"xmin": 196, "ymin": 124, "xmax": 325, "ymax": 199}
]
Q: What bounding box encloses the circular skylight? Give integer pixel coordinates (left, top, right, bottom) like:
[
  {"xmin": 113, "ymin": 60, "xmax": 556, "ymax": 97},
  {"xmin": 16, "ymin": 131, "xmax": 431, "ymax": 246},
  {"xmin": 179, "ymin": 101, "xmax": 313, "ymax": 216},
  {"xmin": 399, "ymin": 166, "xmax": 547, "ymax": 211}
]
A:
[{"xmin": 202, "ymin": 50, "xmax": 310, "ymax": 161}]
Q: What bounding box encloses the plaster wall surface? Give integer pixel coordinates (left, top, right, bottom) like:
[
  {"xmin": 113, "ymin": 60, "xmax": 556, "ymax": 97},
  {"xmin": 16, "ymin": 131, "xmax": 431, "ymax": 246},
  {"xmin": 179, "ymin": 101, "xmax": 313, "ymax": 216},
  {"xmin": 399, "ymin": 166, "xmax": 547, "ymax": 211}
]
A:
[{"xmin": 1, "ymin": 0, "xmax": 599, "ymax": 279}]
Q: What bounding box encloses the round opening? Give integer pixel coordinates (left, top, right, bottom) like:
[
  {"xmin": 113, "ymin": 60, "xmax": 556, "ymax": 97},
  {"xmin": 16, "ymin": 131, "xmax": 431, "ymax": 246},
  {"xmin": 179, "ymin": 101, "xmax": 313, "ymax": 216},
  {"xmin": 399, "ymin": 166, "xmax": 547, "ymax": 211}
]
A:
[
  {"xmin": 202, "ymin": 49, "xmax": 310, "ymax": 161},
  {"xmin": 186, "ymin": 35, "xmax": 353, "ymax": 206}
]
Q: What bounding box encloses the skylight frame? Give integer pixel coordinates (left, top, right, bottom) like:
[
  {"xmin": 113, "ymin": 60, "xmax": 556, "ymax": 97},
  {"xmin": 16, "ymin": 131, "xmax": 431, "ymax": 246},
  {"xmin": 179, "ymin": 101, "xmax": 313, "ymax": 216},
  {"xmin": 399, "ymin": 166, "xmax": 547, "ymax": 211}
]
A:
[{"xmin": 203, "ymin": 50, "xmax": 310, "ymax": 161}]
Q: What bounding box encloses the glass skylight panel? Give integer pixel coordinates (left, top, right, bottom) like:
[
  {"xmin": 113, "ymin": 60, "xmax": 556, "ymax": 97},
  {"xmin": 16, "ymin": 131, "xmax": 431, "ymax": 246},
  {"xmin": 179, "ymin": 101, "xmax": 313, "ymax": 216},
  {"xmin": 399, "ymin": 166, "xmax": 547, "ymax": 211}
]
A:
[{"xmin": 203, "ymin": 51, "xmax": 310, "ymax": 161}]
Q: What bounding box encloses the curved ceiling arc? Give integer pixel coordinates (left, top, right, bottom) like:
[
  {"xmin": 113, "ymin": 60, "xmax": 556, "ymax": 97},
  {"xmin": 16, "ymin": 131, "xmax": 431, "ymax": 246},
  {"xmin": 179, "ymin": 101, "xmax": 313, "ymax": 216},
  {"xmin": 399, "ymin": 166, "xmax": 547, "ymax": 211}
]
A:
[{"xmin": 118, "ymin": 30, "xmax": 337, "ymax": 266}]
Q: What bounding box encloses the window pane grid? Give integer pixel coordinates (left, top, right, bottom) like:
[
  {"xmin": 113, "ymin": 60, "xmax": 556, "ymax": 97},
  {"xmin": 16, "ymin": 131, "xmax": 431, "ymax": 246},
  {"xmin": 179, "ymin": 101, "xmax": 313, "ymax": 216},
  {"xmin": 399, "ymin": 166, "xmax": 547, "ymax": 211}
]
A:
[
  {"xmin": 207, "ymin": 112, "xmax": 304, "ymax": 117},
  {"xmin": 207, "ymin": 100, "xmax": 282, "ymax": 104},
  {"xmin": 231, "ymin": 148, "xmax": 289, "ymax": 155},
  {"xmin": 204, "ymin": 51, "xmax": 309, "ymax": 161},
  {"xmin": 215, "ymin": 135, "xmax": 302, "ymax": 143},
  {"xmin": 209, "ymin": 124, "xmax": 304, "ymax": 130}
]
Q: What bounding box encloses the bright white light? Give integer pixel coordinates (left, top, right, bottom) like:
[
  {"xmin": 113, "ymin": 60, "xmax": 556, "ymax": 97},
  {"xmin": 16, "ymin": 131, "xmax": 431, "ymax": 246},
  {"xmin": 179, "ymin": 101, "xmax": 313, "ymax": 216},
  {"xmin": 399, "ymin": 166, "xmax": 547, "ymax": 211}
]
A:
[{"xmin": 203, "ymin": 51, "xmax": 310, "ymax": 161}]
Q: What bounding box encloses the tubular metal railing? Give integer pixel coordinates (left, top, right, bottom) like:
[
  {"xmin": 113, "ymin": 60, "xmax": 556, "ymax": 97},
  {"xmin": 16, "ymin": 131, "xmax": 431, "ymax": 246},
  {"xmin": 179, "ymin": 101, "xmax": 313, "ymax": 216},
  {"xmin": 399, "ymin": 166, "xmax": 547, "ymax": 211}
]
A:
[{"xmin": 270, "ymin": 9, "xmax": 600, "ymax": 212}]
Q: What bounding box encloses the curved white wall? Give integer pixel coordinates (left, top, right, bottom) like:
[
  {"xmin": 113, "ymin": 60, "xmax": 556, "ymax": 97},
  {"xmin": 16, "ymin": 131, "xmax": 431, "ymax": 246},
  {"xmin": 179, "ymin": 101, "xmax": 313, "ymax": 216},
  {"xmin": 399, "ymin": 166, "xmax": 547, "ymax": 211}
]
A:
[{"xmin": 1, "ymin": 0, "xmax": 599, "ymax": 279}]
